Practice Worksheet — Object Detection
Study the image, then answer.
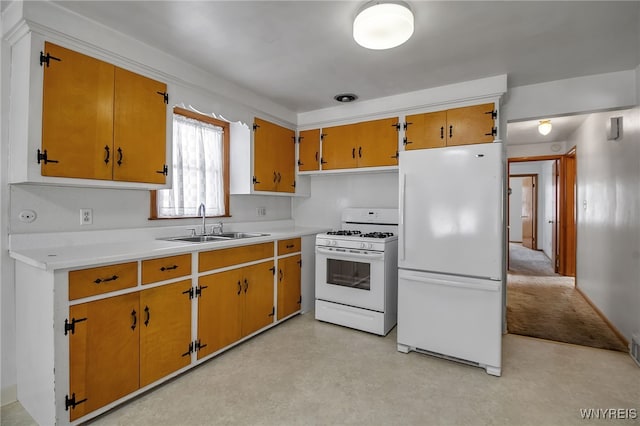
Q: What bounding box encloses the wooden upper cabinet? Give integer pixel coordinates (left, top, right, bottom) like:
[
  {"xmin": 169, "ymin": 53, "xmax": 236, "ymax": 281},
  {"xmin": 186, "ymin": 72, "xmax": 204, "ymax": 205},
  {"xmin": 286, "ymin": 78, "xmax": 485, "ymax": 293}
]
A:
[
  {"xmin": 356, "ymin": 117, "xmax": 399, "ymax": 167},
  {"xmin": 40, "ymin": 42, "xmax": 168, "ymax": 184},
  {"xmin": 445, "ymin": 103, "xmax": 496, "ymax": 146},
  {"xmin": 405, "ymin": 103, "xmax": 496, "ymax": 150},
  {"xmin": 41, "ymin": 42, "xmax": 114, "ymax": 180},
  {"xmin": 298, "ymin": 129, "xmax": 320, "ymax": 171},
  {"xmin": 405, "ymin": 110, "xmax": 447, "ymax": 150},
  {"xmin": 113, "ymin": 67, "xmax": 167, "ymax": 183},
  {"xmin": 321, "ymin": 118, "xmax": 399, "ymax": 170},
  {"xmin": 321, "ymin": 124, "xmax": 358, "ymax": 170},
  {"xmin": 252, "ymin": 117, "xmax": 295, "ymax": 193}
]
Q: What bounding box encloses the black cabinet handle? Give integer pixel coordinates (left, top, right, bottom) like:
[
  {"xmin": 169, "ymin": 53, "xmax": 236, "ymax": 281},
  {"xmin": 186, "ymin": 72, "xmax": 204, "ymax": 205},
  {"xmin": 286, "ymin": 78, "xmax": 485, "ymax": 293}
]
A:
[
  {"xmin": 352, "ymin": 148, "xmax": 355, "ymax": 159},
  {"xmin": 94, "ymin": 275, "xmax": 118, "ymax": 284},
  {"xmin": 286, "ymin": 244, "xmax": 295, "ymax": 249},
  {"xmin": 449, "ymin": 126, "xmax": 453, "ymax": 139},
  {"xmin": 277, "ymin": 172, "xmax": 281, "ymax": 183},
  {"xmin": 104, "ymin": 146, "xmax": 110, "ymax": 164},
  {"xmin": 117, "ymin": 147, "xmax": 123, "ymax": 166},
  {"xmin": 144, "ymin": 306, "xmax": 150, "ymax": 326},
  {"xmin": 237, "ymin": 280, "xmax": 242, "ymax": 295},
  {"xmin": 358, "ymin": 147, "xmax": 362, "ymax": 158},
  {"xmin": 315, "ymin": 152, "xmax": 318, "ymax": 161},
  {"xmin": 131, "ymin": 309, "xmax": 137, "ymax": 331},
  {"xmin": 279, "ymin": 269, "xmax": 283, "ymax": 282},
  {"xmin": 440, "ymin": 126, "xmax": 444, "ymax": 140},
  {"xmin": 160, "ymin": 265, "xmax": 178, "ymax": 271},
  {"xmin": 243, "ymin": 279, "xmax": 249, "ymax": 293},
  {"xmin": 273, "ymin": 171, "xmax": 278, "ymax": 182}
]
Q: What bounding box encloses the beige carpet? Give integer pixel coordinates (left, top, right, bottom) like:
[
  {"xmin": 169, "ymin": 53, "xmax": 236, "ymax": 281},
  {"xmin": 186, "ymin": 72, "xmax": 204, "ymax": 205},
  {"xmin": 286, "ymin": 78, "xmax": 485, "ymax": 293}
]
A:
[{"xmin": 507, "ymin": 243, "xmax": 628, "ymax": 352}]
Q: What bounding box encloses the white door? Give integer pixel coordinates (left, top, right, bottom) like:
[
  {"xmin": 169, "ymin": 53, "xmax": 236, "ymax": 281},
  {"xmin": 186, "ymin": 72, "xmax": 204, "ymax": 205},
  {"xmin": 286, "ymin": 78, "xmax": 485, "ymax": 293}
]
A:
[{"xmin": 399, "ymin": 144, "xmax": 503, "ymax": 279}]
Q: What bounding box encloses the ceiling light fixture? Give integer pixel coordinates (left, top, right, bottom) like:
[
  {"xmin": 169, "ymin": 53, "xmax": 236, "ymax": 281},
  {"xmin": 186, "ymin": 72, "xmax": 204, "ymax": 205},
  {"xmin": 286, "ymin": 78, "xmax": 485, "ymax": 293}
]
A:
[
  {"xmin": 353, "ymin": 1, "xmax": 414, "ymax": 50},
  {"xmin": 334, "ymin": 93, "xmax": 358, "ymax": 103},
  {"xmin": 538, "ymin": 120, "xmax": 552, "ymax": 136}
]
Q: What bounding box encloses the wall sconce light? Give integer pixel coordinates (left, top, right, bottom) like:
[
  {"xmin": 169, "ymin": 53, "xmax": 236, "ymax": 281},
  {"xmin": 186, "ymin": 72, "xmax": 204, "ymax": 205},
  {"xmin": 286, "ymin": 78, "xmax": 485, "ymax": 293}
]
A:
[
  {"xmin": 353, "ymin": 1, "xmax": 414, "ymax": 50},
  {"xmin": 538, "ymin": 120, "xmax": 552, "ymax": 136}
]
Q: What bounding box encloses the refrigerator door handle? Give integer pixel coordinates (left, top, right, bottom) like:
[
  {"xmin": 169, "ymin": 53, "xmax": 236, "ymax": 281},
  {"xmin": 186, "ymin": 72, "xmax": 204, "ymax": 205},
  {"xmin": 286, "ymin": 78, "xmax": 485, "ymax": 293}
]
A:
[
  {"xmin": 400, "ymin": 270, "xmax": 501, "ymax": 292},
  {"xmin": 399, "ymin": 172, "xmax": 406, "ymax": 261}
]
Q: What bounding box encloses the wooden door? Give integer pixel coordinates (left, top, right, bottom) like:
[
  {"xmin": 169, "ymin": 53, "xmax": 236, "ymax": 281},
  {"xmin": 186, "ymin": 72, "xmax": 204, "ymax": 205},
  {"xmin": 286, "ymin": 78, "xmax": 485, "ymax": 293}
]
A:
[
  {"xmin": 41, "ymin": 42, "xmax": 114, "ymax": 180},
  {"xmin": 68, "ymin": 293, "xmax": 139, "ymax": 421},
  {"xmin": 298, "ymin": 129, "xmax": 320, "ymax": 171},
  {"xmin": 404, "ymin": 111, "xmax": 447, "ymax": 149},
  {"xmin": 241, "ymin": 261, "xmax": 275, "ymax": 337},
  {"xmin": 197, "ymin": 269, "xmax": 243, "ymax": 358},
  {"xmin": 113, "ymin": 67, "xmax": 167, "ymax": 183},
  {"xmin": 139, "ymin": 280, "xmax": 192, "ymax": 387},
  {"xmin": 253, "ymin": 118, "xmax": 279, "ymax": 192},
  {"xmin": 551, "ymin": 159, "xmax": 560, "ymax": 272},
  {"xmin": 521, "ymin": 176, "xmax": 537, "ymax": 249},
  {"xmin": 277, "ymin": 254, "xmax": 301, "ymax": 320},
  {"xmin": 356, "ymin": 118, "xmax": 399, "ymax": 167},
  {"xmin": 320, "ymin": 124, "xmax": 358, "ymax": 170},
  {"xmin": 274, "ymin": 124, "xmax": 296, "ymax": 193},
  {"xmin": 445, "ymin": 103, "xmax": 495, "ymax": 146}
]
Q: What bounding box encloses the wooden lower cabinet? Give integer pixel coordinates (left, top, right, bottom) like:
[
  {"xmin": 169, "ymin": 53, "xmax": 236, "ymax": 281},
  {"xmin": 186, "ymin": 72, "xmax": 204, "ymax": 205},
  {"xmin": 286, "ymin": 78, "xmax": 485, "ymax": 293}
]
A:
[
  {"xmin": 68, "ymin": 293, "xmax": 139, "ymax": 421},
  {"xmin": 277, "ymin": 254, "xmax": 301, "ymax": 320},
  {"xmin": 68, "ymin": 280, "xmax": 191, "ymax": 420},
  {"xmin": 197, "ymin": 260, "xmax": 275, "ymax": 359}
]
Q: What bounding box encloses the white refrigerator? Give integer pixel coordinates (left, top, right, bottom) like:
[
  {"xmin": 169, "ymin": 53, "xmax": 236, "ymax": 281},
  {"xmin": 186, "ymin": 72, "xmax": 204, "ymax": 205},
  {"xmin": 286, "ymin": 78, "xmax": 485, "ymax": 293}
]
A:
[{"xmin": 397, "ymin": 143, "xmax": 505, "ymax": 376}]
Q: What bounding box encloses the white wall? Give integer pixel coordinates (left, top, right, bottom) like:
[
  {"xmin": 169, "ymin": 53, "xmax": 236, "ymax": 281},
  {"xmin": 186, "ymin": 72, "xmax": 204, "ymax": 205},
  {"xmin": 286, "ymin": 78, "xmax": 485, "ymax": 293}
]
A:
[
  {"xmin": 507, "ymin": 141, "xmax": 567, "ymax": 158},
  {"xmin": 570, "ymin": 108, "xmax": 640, "ymax": 342},
  {"xmin": 292, "ymin": 172, "xmax": 398, "ymax": 229}
]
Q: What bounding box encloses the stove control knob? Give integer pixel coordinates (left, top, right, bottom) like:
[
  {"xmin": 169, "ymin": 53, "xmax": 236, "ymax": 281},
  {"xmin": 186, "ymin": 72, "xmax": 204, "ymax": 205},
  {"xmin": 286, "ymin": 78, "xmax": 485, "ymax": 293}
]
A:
[
  {"xmin": 324, "ymin": 239, "xmax": 331, "ymax": 246},
  {"xmin": 331, "ymin": 240, "xmax": 337, "ymax": 246},
  {"xmin": 367, "ymin": 243, "xmax": 373, "ymax": 249},
  {"xmin": 360, "ymin": 242, "xmax": 366, "ymax": 249}
]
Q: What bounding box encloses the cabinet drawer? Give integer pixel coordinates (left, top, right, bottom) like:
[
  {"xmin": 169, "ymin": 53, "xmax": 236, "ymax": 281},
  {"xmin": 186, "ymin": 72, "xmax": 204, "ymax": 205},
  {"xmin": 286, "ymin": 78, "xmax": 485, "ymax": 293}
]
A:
[
  {"xmin": 278, "ymin": 238, "xmax": 301, "ymax": 255},
  {"xmin": 69, "ymin": 262, "xmax": 138, "ymax": 300},
  {"xmin": 199, "ymin": 242, "xmax": 274, "ymax": 272},
  {"xmin": 142, "ymin": 254, "xmax": 191, "ymax": 285}
]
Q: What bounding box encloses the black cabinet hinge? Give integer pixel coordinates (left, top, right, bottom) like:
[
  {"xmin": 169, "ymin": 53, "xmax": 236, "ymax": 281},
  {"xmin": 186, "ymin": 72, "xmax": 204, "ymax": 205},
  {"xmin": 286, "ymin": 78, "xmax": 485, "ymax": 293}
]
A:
[
  {"xmin": 268, "ymin": 306, "xmax": 275, "ymax": 317},
  {"xmin": 297, "ymin": 160, "xmax": 303, "ymax": 166},
  {"xmin": 37, "ymin": 149, "xmax": 59, "ymax": 165},
  {"xmin": 156, "ymin": 164, "xmax": 168, "ymax": 176},
  {"xmin": 64, "ymin": 317, "xmax": 87, "ymax": 336},
  {"xmin": 292, "ymin": 136, "xmax": 296, "ymax": 144},
  {"xmin": 195, "ymin": 285, "xmax": 208, "ymax": 298},
  {"xmin": 65, "ymin": 393, "xmax": 87, "ymax": 411},
  {"xmin": 391, "ymin": 151, "xmax": 399, "ymax": 159},
  {"xmin": 392, "ymin": 122, "xmax": 402, "ymax": 131},
  {"xmin": 297, "ymin": 259, "xmax": 302, "ymax": 267},
  {"xmin": 156, "ymin": 91, "xmax": 169, "ymax": 104},
  {"xmin": 252, "ymin": 176, "xmax": 260, "ymax": 184},
  {"xmin": 485, "ymin": 110, "xmax": 498, "ymax": 120},
  {"xmin": 182, "ymin": 287, "xmax": 195, "ymax": 299},
  {"xmin": 297, "ymin": 136, "xmax": 304, "ymax": 143},
  {"xmin": 403, "ymin": 122, "xmax": 412, "ymax": 130},
  {"xmin": 252, "ymin": 123, "xmax": 259, "ymax": 131},
  {"xmin": 181, "ymin": 341, "xmax": 194, "ymax": 357},
  {"xmin": 292, "ymin": 180, "xmax": 296, "ymax": 188},
  {"xmin": 269, "ymin": 266, "xmax": 276, "ymax": 275},
  {"xmin": 320, "ymin": 133, "xmax": 326, "ymax": 141},
  {"xmin": 485, "ymin": 127, "xmax": 498, "ymax": 137},
  {"xmin": 297, "ymin": 296, "xmax": 301, "ymax": 305},
  {"xmin": 195, "ymin": 339, "xmax": 207, "ymax": 352},
  {"xmin": 40, "ymin": 51, "xmax": 61, "ymax": 67}
]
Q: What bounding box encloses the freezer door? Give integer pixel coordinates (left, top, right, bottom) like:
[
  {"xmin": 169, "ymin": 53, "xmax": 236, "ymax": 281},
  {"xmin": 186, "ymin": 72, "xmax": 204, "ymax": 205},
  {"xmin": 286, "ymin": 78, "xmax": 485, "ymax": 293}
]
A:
[
  {"xmin": 397, "ymin": 269, "xmax": 502, "ymax": 372},
  {"xmin": 399, "ymin": 144, "xmax": 503, "ymax": 279}
]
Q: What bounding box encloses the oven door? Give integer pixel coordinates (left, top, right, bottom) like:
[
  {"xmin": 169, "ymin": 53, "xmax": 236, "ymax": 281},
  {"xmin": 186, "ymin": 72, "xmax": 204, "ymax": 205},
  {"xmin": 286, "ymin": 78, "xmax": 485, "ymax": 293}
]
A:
[{"xmin": 315, "ymin": 246, "xmax": 386, "ymax": 312}]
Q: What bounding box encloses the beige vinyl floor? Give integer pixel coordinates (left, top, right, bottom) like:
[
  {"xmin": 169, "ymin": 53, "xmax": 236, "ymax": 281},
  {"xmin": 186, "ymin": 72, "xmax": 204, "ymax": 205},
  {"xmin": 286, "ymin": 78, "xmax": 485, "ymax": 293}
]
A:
[{"xmin": 2, "ymin": 313, "xmax": 639, "ymax": 426}]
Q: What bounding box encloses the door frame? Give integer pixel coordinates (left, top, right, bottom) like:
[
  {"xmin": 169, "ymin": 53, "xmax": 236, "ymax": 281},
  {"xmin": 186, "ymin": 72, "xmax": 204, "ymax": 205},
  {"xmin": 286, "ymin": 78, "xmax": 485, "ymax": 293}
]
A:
[
  {"xmin": 508, "ymin": 154, "xmax": 576, "ymax": 276},
  {"xmin": 510, "ymin": 173, "xmax": 538, "ymax": 250}
]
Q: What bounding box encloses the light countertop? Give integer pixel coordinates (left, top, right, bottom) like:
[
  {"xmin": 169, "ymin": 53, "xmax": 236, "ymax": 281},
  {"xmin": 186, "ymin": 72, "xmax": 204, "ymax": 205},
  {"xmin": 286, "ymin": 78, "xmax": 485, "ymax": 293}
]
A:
[{"xmin": 9, "ymin": 226, "xmax": 326, "ymax": 271}]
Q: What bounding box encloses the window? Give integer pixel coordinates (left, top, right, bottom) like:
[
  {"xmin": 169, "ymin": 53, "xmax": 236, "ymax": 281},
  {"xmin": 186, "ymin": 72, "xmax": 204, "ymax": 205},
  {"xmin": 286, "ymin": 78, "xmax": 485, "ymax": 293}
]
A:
[{"xmin": 150, "ymin": 107, "xmax": 229, "ymax": 219}]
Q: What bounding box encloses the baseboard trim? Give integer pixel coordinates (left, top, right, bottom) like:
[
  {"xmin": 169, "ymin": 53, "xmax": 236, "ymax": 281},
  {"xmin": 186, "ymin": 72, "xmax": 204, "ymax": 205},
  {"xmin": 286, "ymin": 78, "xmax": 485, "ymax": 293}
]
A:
[
  {"xmin": 576, "ymin": 287, "xmax": 629, "ymax": 348},
  {"xmin": 1, "ymin": 384, "xmax": 17, "ymax": 406}
]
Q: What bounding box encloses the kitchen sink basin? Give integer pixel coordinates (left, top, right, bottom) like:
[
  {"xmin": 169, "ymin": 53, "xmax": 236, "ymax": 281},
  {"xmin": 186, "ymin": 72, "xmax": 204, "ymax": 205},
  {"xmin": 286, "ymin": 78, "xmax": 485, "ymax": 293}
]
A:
[{"xmin": 162, "ymin": 232, "xmax": 269, "ymax": 243}]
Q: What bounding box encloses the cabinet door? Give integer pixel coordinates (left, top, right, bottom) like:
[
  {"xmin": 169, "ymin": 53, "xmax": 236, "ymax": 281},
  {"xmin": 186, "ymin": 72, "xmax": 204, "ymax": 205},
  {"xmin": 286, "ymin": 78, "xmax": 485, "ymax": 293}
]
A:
[
  {"xmin": 356, "ymin": 118, "xmax": 399, "ymax": 167},
  {"xmin": 68, "ymin": 293, "xmax": 139, "ymax": 421},
  {"xmin": 197, "ymin": 269, "xmax": 243, "ymax": 358},
  {"xmin": 139, "ymin": 280, "xmax": 192, "ymax": 387},
  {"xmin": 298, "ymin": 129, "xmax": 320, "ymax": 171},
  {"xmin": 277, "ymin": 254, "xmax": 301, "ymax": 320},
  {"xmin": 41, "ymin": 42, "xmax": 114, "ymax": 180},
  {"xmin": 274, "ymin": 124, "xmax": 296, "ymax": 193},
  {"xmin": 405, "ymin": 111, "xmax": 447, "ymax": 150},
  {"xmin": 113, "ymin": 67, "xmax": 167, "ymax": 183},
  {"xmin": 321, "ymin": 124, "xmax": 358, "ymax": 170},
  {"xmin": 445, "ymin": 103, "xmax": 496, "ymax": 146},
  {"xmin": 252, "ymin": 118, "xmax": 279, "ymax": 192},
  {"xmin": 241, "ymin": 261, "xmax": 275, "ymax": 336}
]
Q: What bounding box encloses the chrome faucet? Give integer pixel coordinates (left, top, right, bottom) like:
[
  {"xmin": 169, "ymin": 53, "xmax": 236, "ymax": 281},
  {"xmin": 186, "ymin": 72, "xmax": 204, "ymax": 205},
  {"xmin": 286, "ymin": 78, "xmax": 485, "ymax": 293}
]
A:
[{"xmin": 198, "ymin": 203, "xmax": 206, "ymax": 235}]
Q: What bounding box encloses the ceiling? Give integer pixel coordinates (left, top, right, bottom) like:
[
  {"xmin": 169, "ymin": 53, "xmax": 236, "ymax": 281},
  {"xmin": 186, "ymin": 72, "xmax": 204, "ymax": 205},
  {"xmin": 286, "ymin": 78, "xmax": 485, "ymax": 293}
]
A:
[
  {"xmin": 49, "ymin": 1, "xmax": 640, "ymax": 114},
  {"xmin": 506, "ymin": 114, "xmax": 589, "ymax": 145}
]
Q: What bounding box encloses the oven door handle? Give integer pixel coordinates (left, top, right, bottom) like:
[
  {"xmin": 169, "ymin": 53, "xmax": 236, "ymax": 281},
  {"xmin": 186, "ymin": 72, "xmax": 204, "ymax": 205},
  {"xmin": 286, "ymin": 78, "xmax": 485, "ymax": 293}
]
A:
[{"xmin": 316, "ymin": 246, "xmax": 385, "ymax": 260}]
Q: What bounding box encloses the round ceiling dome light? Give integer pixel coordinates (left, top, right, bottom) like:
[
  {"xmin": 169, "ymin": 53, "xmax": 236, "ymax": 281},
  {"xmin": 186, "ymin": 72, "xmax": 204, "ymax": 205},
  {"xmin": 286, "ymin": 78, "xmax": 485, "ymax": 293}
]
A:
[
  {"xmin": 334, "ymin": 93, "xmax": 358, "ymax": 103},
  {"xmin": 353, "ymin": 1, "xmax": 414, "ymax": 50},
  {"xmin": 538, "ymin": 120, "xmax": 552, "ymax": 136}
]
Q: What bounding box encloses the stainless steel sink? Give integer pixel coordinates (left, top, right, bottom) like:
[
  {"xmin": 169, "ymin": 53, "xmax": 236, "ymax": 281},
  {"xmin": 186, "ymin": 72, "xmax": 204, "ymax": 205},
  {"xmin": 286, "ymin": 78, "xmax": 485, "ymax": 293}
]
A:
[{"xmin": 162, "ymin": 232, "xmax": 269, "ymax": 243}]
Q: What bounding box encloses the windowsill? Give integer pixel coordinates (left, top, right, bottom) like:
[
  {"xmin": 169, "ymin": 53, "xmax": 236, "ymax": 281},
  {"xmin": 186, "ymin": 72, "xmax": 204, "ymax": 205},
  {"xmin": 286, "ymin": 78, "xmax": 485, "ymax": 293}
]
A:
[{"xmin": 148, "ymin": 214, "xmax": 232, "ymax": 220}]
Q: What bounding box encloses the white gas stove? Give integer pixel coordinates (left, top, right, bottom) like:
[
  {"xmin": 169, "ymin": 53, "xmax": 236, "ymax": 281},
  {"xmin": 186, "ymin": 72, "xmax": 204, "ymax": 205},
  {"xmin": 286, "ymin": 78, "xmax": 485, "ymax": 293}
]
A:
[{"xmin": 315, "ymin": 208, "xmax": 398, "ymax": 335}]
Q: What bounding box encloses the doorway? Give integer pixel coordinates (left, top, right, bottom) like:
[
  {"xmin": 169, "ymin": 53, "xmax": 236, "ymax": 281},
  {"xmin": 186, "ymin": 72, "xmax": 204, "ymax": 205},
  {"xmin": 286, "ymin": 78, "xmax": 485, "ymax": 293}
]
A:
[{"xmin": 506, "ymin": 152, "xmax": 627, "ymax": 352}]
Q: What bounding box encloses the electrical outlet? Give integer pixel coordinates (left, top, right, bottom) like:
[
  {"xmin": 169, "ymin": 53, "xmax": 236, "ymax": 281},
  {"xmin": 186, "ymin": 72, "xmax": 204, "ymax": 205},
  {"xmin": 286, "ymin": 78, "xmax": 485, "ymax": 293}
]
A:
[
  {"xmin": 80, "ymin": 208, "xmax": 93, "ymax": 225},
  {"xmin": 257, "ymin": 206, "xmax": 266, "ymax": 216},
  {"xmin": 18, "ymin": 210, "xmax": 37, "ymax": 223}
]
